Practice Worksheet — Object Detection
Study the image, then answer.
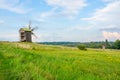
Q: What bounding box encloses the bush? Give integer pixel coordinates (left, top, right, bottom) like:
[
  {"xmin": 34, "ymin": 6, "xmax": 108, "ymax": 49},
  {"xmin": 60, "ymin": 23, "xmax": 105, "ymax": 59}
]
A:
[
  {"xmin": 114, "ymin": 39, "xmax": 120, "ymax": 49},
  {"xmin": 77, "ymin": 45, "xmax": 87, "ymax": 51}
]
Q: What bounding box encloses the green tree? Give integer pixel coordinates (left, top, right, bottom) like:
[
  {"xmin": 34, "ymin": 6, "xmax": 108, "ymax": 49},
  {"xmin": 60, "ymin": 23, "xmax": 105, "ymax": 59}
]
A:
[
  {"xmin": 105, "ymin": 39, "xmax": 111, "ymax": 48},
  {"xmin": 77, "ymin": 45, "xmax": 87, "ymax": 51},
  {"xmin": 114, "ymin": 39, "xmax": 120, "ymax": 49}
]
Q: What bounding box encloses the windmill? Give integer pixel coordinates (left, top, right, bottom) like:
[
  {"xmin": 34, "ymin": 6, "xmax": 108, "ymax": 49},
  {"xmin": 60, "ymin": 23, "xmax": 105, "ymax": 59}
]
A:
[{"xmin": 19, "ymin": 21, "xmax": 38, "ymax": 42}]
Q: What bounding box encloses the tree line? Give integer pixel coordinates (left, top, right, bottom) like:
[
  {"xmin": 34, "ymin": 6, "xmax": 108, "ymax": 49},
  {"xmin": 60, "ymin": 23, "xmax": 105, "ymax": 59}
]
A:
[{"xmin": 38, "ymin": 39, "xmax": 120, "ymax": 49}]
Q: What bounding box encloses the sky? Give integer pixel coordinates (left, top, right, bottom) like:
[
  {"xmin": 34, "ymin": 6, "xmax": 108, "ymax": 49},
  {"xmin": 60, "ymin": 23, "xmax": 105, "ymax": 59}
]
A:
[{"xmin": 0, "ymin": 0, "xmax": 120, "ymax": 42}]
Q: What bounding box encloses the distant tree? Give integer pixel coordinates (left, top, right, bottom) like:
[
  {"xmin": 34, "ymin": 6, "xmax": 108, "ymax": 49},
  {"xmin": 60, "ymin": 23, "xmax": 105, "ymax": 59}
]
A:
[
  {"xmin": 105, "ymin": 39, "xmax": 110, "ymax": 48},
  {"xmin": 114, "ymin": 39, "xmax": 120, "ymax": 49},
  {"xmin": 77, "ymin": 45, "xmax": 87, "ymax": 51}
]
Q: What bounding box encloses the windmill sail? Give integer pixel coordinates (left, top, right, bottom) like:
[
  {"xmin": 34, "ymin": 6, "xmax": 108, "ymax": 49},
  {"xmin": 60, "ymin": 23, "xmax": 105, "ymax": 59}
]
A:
[
  {"xmin": 29, "ymin": 20, "xmax": 31, "ymax": 29},
  {"xmin": 31, "ymin": 27, "xmax": 38, "ymax": 31},
  {"xmin": 32, "ymin": 32, "xmax": 38, "ymax": 38}
]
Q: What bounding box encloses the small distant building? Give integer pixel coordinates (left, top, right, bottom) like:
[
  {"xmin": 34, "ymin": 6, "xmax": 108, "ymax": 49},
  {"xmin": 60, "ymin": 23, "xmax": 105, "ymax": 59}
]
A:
[
  {"xmin": 102, "ymin": 45, "xmax": 106, "ymax": 49},
  {"xmin": 19, "ymin": 27, "xmax": 32, "ymax": 42}
]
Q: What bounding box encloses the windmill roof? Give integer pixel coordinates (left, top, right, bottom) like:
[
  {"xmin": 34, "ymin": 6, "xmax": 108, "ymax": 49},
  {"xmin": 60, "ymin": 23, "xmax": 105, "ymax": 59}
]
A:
[{"xmin": 20, "ymin": 27, "xmax": 31, "ymax": 31}]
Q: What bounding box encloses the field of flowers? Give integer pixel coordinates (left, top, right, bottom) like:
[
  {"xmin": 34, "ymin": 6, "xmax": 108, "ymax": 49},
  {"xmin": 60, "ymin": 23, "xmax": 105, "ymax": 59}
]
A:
[{"xmin": 0, "ymin": 42, "xmax": 120, "ymax": 80}]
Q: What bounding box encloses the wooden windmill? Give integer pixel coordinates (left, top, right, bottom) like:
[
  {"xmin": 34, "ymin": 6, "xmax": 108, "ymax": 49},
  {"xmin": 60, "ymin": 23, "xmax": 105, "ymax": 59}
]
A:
[{"xmin": 19, "ymin": 21, "xmax": 38, "ymax": 42}]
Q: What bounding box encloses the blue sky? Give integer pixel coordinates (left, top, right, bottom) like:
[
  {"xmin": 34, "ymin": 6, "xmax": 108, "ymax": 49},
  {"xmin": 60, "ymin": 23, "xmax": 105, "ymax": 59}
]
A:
[{"xmin": 0, "ymin": 0, "xmax": 120, "ymax": 42}]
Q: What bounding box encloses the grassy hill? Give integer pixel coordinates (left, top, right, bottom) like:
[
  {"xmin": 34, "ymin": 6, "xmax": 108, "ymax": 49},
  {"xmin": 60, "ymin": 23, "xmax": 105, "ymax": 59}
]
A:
[{"xmin": 0, "ymin": 42, "xmax": 120, "ymax": 80}]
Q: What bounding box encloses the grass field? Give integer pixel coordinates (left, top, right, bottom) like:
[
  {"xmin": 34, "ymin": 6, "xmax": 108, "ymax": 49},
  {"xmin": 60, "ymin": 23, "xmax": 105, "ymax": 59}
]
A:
[{"xmin": 0, "ymin": 42, "xmax": 120, "ymax": 80}]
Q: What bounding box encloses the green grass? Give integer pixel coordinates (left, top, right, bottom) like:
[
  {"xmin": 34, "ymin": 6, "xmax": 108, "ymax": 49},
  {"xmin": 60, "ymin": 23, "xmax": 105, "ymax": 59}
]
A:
[{"xmin": 0, "ymin": 42, "xmax": 120, "ymax": 80}]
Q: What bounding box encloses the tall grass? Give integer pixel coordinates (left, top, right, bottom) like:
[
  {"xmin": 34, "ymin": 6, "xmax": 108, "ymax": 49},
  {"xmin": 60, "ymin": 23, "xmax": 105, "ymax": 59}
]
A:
[{"xmin": 0, "ymin": 42, "xmax": 120, "ymax": 80}]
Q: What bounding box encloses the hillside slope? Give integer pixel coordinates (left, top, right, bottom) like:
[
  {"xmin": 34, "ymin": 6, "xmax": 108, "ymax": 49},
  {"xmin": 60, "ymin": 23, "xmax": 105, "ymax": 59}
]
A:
[{"xmin": 0, "ymin": 42, "xmax": 120, "ymax": 80}]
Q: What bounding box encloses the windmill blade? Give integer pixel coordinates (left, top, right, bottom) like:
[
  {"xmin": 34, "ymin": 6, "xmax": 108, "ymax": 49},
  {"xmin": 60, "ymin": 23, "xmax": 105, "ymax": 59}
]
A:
[
  {"xmin": 29, "ymin": 20, "xmax": 31, "ymax": 29},
  {"xmin": 31, "ymin": 27, "xmax": 38, "ymax": 31},
  {"xmin": 32, "ymin": 32, "xmax": 38, "ymax": 38}
]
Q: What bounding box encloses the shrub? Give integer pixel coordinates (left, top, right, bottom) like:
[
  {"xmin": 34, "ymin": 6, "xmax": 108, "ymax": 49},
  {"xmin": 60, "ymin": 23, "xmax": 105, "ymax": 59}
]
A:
[
  {"xmin": 114, "ymin": 39, "xmax": 120, "ymax": 49},
  {"xmin": 77, "ymin": 45, "xmax": 87, "ymax": 51}
]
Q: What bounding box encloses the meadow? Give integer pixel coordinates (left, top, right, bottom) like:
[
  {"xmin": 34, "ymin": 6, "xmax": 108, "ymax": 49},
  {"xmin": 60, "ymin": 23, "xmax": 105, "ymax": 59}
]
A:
[{"xmin": 0, "ymin": 42, "xmax": 120, "ymax": 80}]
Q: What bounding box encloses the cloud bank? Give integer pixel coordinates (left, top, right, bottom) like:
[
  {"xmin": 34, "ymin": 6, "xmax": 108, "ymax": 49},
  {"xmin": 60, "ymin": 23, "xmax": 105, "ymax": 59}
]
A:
[
  {"xmin": 82, "ymin": 0, "xmax": 120, "ymax": 40},
  {"xmin": 45, "ymin": 0, "xmax": 87, "ymax": 18},
  {"xmin": 0, "ymin": 20, "xmax": 4, "ymax": 24},
  {"xmin": 102, "ymin": 31, "xmax": 120, "ymax": 40},
  {"xmin": 0, "ymin": 0, "xmax": 31, "ymax": 14}
]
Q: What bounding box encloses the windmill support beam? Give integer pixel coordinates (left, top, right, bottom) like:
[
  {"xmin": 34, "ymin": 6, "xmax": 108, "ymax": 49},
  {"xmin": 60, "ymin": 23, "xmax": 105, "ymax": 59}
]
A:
[{"xmin": 19, "ymin": 29, "xmax": 32, "ymax": 42}]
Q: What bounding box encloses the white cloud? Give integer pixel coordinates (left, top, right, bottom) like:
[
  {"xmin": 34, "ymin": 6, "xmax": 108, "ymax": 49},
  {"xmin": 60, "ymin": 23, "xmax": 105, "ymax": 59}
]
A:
[
  {"xmin": 65, "ymin": 26, "xmax": 92, "ymax": 32},
  {"xmin": 82, "ymin": 0, "xmax": 120, "ymax": 41},
  {"xmin": 0, "ymin": 0, "xmax": 31, "ymax": 14},
  {"xmin": 102, "ymin": 31, "xmax": 120, "ymax": 40},
  {"xmin": 82, "ymin": 0, "xmax": 120, "ymax": 29},
  {"xmin": 0, "ymin": 20, "xmax": 4, "ymax": 24},
  {"xmin": 0, "ymin": 32, "xmax": 19, "ymax": 41},
  {"xmin": 45, "ymin": 0, "xmax": 87, "ymax": 18},
  {"xmin": 39, "ymin": 7, "xmax": 57, "ymax": 18},
  {"xmin": 102, "ymin": 0, "xmax": 120, "ymax": 2}
]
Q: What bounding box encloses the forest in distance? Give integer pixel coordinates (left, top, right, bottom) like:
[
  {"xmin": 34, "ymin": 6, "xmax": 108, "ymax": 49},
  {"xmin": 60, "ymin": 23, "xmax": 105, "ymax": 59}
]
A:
[{"xmin": 39, "ymin": 39, "xmax": 120, "ymax": 49}]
